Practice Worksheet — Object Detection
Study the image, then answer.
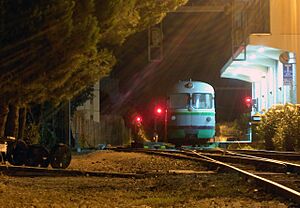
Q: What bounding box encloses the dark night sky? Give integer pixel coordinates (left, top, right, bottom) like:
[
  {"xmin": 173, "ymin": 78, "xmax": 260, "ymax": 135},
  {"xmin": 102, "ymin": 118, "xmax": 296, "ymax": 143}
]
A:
[{"xmin": 109, "ymin": 11, "xmax": 251, "ymax": 122}]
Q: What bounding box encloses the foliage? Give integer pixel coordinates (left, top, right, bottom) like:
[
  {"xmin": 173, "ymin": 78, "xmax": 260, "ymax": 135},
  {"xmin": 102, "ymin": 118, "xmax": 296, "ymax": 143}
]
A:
[
  {"xmin": 256, "ymin": 105, "xmax": 284, "ymax": 150},
  {"xmin": 256, "ymin": 103, "xmax": 300, "ymax": 151},
  {"xmin": 274, "ymin": 104, "xmax": 300, "ymax": 151},
  {"xmin": 0, "ymin": 0, "xmax": 109, "ymax": 107},
  {"xmin": 227, "ymin": 141, "xmax": 255, "ymax": 150},
  {"xmin": 78, "ymin": 133, "xmax": 88, "ymax": 148},
  {"xmin": 235, "ymin": 113, "xmax": 251, "ymax": 135},
  {"xmin": 0, "ymin": 0, "xmax": 187, "ymax": 139},
  {"xmin": 40, "ymin": 124, "xmax": 58, "ymax": 148},
  {"xmin": 218, "ymin": 122, "xmax": 242, "ymax": 138},
  {"xmin": 0, "ymin": 0, "xmax": 188, "ymax": 100},
  {"xmin": 70, "ymin": 85, "xmax": 94, "ymax": 115},
  {"xmin": 136, "ymin": 125, "xmax": 150, "ymax": 143},
  {"xmin": 25, "ymin": 102, "xmax": 68, "ymax": 148},
  {"xmin": 23, "ymin": 123, "xmax": 41, "ymax": 144},
  {"xmin": 95, "ymin": 0, "xmax": 188, "ymax": 47},
  {"xmin": 217, "ymin": 113, "xmax": 250, "ymax": 139}
]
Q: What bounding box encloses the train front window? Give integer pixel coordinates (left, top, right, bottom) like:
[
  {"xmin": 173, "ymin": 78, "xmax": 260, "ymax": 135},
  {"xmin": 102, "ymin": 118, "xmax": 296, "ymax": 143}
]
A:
[
  {"xmin": 169, "ymin": 93, "xmax": 189, "ymax": 109},
  {"xmin": 192, "ymin": 93, "xmax": 213, "ymax": 109}
]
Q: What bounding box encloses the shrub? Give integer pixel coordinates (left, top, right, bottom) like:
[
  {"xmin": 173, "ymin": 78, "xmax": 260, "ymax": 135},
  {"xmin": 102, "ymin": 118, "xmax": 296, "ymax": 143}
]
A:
[
  {"xmin": 24, "ymin": 123, "xmax": 41, "ymax": 144},
  {"xmin": 275, "ymin": 104, "xmax": 300, "ymax": 151},
  {"xmin": 256, "ymin": 103, "xmax": 300, "ymax": 151}
]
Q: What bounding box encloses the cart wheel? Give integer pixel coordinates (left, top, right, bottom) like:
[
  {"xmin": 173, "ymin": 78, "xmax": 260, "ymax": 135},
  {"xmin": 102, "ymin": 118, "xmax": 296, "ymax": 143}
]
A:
[
  {"xmin": 6, "ymin": 140, "xmax": 28, "ymax": 166},
  {"xmin": 26, "ymin": 144, "xmax": 50, "ymax": 168},
  {"xmin": 50, "ymin": 143, "xmax": 71, "ymax": 169},
  {"xmin": 39, "ymin": 146, "xmax": 50, "ymax": 168}
]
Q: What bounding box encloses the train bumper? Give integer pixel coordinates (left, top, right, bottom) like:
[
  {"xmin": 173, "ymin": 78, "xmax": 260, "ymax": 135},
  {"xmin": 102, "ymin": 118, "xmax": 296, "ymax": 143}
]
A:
[{"xmin": 168, "ymin": 127, "xmax": 215, "ymax": 139}]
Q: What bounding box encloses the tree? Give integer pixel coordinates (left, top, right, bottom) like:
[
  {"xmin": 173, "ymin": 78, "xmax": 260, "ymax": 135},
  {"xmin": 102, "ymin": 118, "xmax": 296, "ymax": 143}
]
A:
[
  {"xmin": 0, "ymin": 0, "xmax": 103, "ymax": 138},
  {"xmin": 1, "ymin": 0, "xmax": 75, "ymax": 137},
  {"xmin": 95, "ymin": 0, "xmax": 187, "ymax": 47},
  {"xmin": 0, "ymin": 0, "xmax": 187, "ymax": 139}
]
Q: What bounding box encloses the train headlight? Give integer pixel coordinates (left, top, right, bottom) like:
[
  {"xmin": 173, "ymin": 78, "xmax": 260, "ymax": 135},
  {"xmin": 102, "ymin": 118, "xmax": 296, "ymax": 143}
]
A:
[
  {"xmin": 206, "ymin": 117, "xmax": 211, "ymax": 122},
  {"xmin": 171, "ymin": 115, "xmax": 176, "ymax": 120}
]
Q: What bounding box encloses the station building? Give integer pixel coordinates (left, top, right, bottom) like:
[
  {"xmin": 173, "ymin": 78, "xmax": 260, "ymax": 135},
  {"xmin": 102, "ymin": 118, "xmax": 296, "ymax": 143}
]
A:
[{"xmin": 221, "ymin": 0, "xmax": 299, "ymax": 115}]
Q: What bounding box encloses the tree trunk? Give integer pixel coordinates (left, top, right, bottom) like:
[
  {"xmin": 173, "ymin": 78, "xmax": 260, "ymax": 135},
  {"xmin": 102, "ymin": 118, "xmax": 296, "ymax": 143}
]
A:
[
  {"xmin": 18, "ymin": 107, "xmax": 27, "ymax": 140},
  {"xmin": 0, "ymin": 103, "xmax": 9, "ymax": 137},
  {"xmin": 5, "ymin": 104, "xmax": 19, "ymax": 138},
  {"xmin": 64, "ymin": 103, "xmax": 70, "ymax": 146}
]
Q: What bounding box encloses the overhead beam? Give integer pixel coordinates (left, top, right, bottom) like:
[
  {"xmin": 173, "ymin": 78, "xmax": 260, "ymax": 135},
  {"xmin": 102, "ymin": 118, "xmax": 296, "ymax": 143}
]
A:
[{"xmin": 215, "ymin": 87, "xmax": 251, "ymax": 90}]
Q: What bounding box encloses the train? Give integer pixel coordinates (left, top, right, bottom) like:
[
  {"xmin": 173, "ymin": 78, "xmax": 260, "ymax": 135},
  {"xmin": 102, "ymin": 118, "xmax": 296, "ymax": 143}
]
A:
[{"xmin": 167, "ymin": 80, "xmax": 216, "ymax": 146}]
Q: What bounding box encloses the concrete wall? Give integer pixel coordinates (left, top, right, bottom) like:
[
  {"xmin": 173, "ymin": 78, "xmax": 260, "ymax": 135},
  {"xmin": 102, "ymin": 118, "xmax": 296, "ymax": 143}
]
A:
[{"xmin": 249, "ymin": 0, "xmax": 300, "ymax": 103}]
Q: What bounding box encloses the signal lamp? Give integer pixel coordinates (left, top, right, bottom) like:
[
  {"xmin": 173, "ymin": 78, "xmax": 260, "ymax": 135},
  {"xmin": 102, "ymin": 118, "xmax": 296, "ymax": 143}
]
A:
[
  {"xmin": 155, "ymin": 106, "xmax": 163, "ymax": 116},
  {"xmin": 156, "ymin": 108, "xmax": 162, "ymax": 114},
  {"xmin": 244, "ymin": 96, "xmax": 252, "ymax": 108},
  {"xmin": 135, "ymin": 116, "xmax": 142, "ymax": 123}
]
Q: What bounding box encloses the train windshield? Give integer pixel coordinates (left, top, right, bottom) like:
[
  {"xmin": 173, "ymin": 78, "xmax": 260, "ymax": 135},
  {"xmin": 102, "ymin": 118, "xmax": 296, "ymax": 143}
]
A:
[
  {"xmin": 169, "ymin": 93, "xmax": 189, "ymax": 108},
  {"xmin": 192, "ymin": 93, "xmax": 213, "ymax": 109}
]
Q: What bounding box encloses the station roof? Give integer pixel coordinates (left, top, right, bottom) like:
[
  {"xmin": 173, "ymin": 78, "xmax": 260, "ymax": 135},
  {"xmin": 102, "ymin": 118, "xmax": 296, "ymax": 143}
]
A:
[{"xmin": 220, "ymin": 44, "xmax": 286, "ymax": 83}]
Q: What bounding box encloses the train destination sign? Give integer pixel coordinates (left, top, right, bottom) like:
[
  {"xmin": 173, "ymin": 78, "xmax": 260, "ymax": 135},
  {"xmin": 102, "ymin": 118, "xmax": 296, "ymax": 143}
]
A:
[{"xmin": 283, "ymin": 63, "xmax": 293, "ymax": 85}]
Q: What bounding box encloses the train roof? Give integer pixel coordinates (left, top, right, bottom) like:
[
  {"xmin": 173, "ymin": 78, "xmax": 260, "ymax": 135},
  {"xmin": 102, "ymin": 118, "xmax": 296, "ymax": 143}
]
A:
[{"xmin": 170, "ymin": 80, "xmax": 214, "ymax": 94}]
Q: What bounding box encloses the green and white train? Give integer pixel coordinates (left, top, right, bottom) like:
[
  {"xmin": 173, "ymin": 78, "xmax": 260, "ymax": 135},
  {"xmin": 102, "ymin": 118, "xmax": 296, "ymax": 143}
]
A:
[{"xmin": 167, "ymin": 80, "xmax": 216, "ymax": 146}]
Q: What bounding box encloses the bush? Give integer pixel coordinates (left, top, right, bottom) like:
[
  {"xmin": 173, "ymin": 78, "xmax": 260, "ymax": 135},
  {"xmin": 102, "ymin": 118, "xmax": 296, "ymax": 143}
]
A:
[
  {"xmin": 24, "ymin": 123, "xmax": 41, "ymax": 144},
  {"xmin": 275, "ymin": 104, "xmax": 300, "ymax": 151},
  {"xmin": 256, "ymin": 103, "xmax": 300, "ymax": 151},
  {"xmin": 217, "ymin": 113, "xmax": 250, "ymax": 140}
]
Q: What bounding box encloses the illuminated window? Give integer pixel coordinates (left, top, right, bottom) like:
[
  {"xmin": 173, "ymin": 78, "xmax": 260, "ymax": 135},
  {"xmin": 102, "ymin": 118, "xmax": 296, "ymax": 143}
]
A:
[{"xmin": 192, "ymin": 93, "xmax": 213, "ymax": 109}]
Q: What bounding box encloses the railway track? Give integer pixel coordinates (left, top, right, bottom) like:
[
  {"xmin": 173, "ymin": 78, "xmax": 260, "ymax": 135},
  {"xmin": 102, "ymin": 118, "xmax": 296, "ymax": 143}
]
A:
[
  {"xmin": 0, "ymin": 164, "xmax": 145, "ymax": 178},
  {"xmin": 225, "ymin": 150, "xmax": 300, "ymax": 173},
  {"xmin": 2, "ymin": 147, "xmax": 300, "ymax": 205},
  {"xmin": 190, "ymin": 150, "xmax": 300, "ymax": 202},
  {"xmin": 115, "ymin": 148, "xmax": 300, "ymax": 205},
  {"xmin": 230, "ymin": 149, "xmax": 300, "ymax": 161}
]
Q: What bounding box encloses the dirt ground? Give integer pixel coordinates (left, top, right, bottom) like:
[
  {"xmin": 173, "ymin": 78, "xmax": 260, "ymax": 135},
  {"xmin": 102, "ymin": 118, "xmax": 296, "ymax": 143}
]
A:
[{"xmin": 0, "ymin": 150, "xmax": 296, "ymax": 208}]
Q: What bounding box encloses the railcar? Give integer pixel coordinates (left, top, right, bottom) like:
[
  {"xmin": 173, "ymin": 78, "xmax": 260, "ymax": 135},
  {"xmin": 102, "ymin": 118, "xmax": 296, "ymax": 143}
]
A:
[
  {"xmin": 167, "ymin": 80, "xmax": 215, "ymax": 146},
  {"xmin": 0, "ymin": 136, "xmax": 71, "ymax": 169}
]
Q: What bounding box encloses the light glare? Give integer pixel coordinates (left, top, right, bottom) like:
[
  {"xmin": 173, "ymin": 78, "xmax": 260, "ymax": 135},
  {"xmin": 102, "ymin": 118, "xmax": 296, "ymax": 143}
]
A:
[
  {"xmin": 258, "ymin": 47, "xmax": 265, "ymax": 53},
  {"xmin": 249, "ymin": 54, "xmax": 256, "ymax": 60}
]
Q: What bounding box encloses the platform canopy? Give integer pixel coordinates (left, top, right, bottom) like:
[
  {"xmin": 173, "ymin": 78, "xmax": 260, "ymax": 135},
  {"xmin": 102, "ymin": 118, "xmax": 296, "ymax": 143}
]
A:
[{"xmin": 220, "ymin": 45, "xmax": 284, "ymax": 83}]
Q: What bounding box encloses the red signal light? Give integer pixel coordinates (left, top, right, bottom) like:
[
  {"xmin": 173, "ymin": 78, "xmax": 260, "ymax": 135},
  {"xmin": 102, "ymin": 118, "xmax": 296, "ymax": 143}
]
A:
[
  {"xmin": 154, "ymin": 106, "xmax": 164, "ymax": 116},
  {"xmin": 244, "ymin": 96, "xmax": 252, "ymax": 108},
  {"xmin": 156, "ymin": 107, "xmax": 162, "ymax": 114},
  {"xmin": 135, "ymin": 116, "xmax": 142, "ymax": 123}
]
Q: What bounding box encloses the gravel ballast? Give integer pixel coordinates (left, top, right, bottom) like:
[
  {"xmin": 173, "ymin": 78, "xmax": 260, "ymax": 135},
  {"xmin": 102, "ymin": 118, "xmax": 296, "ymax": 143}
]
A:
[{"xmin": 0, "ymin": 150, "xmax": 294, "ymax": 207}]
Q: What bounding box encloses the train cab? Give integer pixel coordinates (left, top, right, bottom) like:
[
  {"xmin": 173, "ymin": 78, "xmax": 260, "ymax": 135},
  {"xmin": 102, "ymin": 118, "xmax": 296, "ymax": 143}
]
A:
[{"xmin": 167, "ymin": 80, "xmax": 216, "ymax": 146}]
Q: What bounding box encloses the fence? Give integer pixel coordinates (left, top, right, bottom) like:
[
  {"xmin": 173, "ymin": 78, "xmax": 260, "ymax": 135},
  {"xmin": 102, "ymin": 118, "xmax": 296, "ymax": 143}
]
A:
[{"xmin": 72, "ymin": 112, "xmax": 131, "ymax": 148}]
